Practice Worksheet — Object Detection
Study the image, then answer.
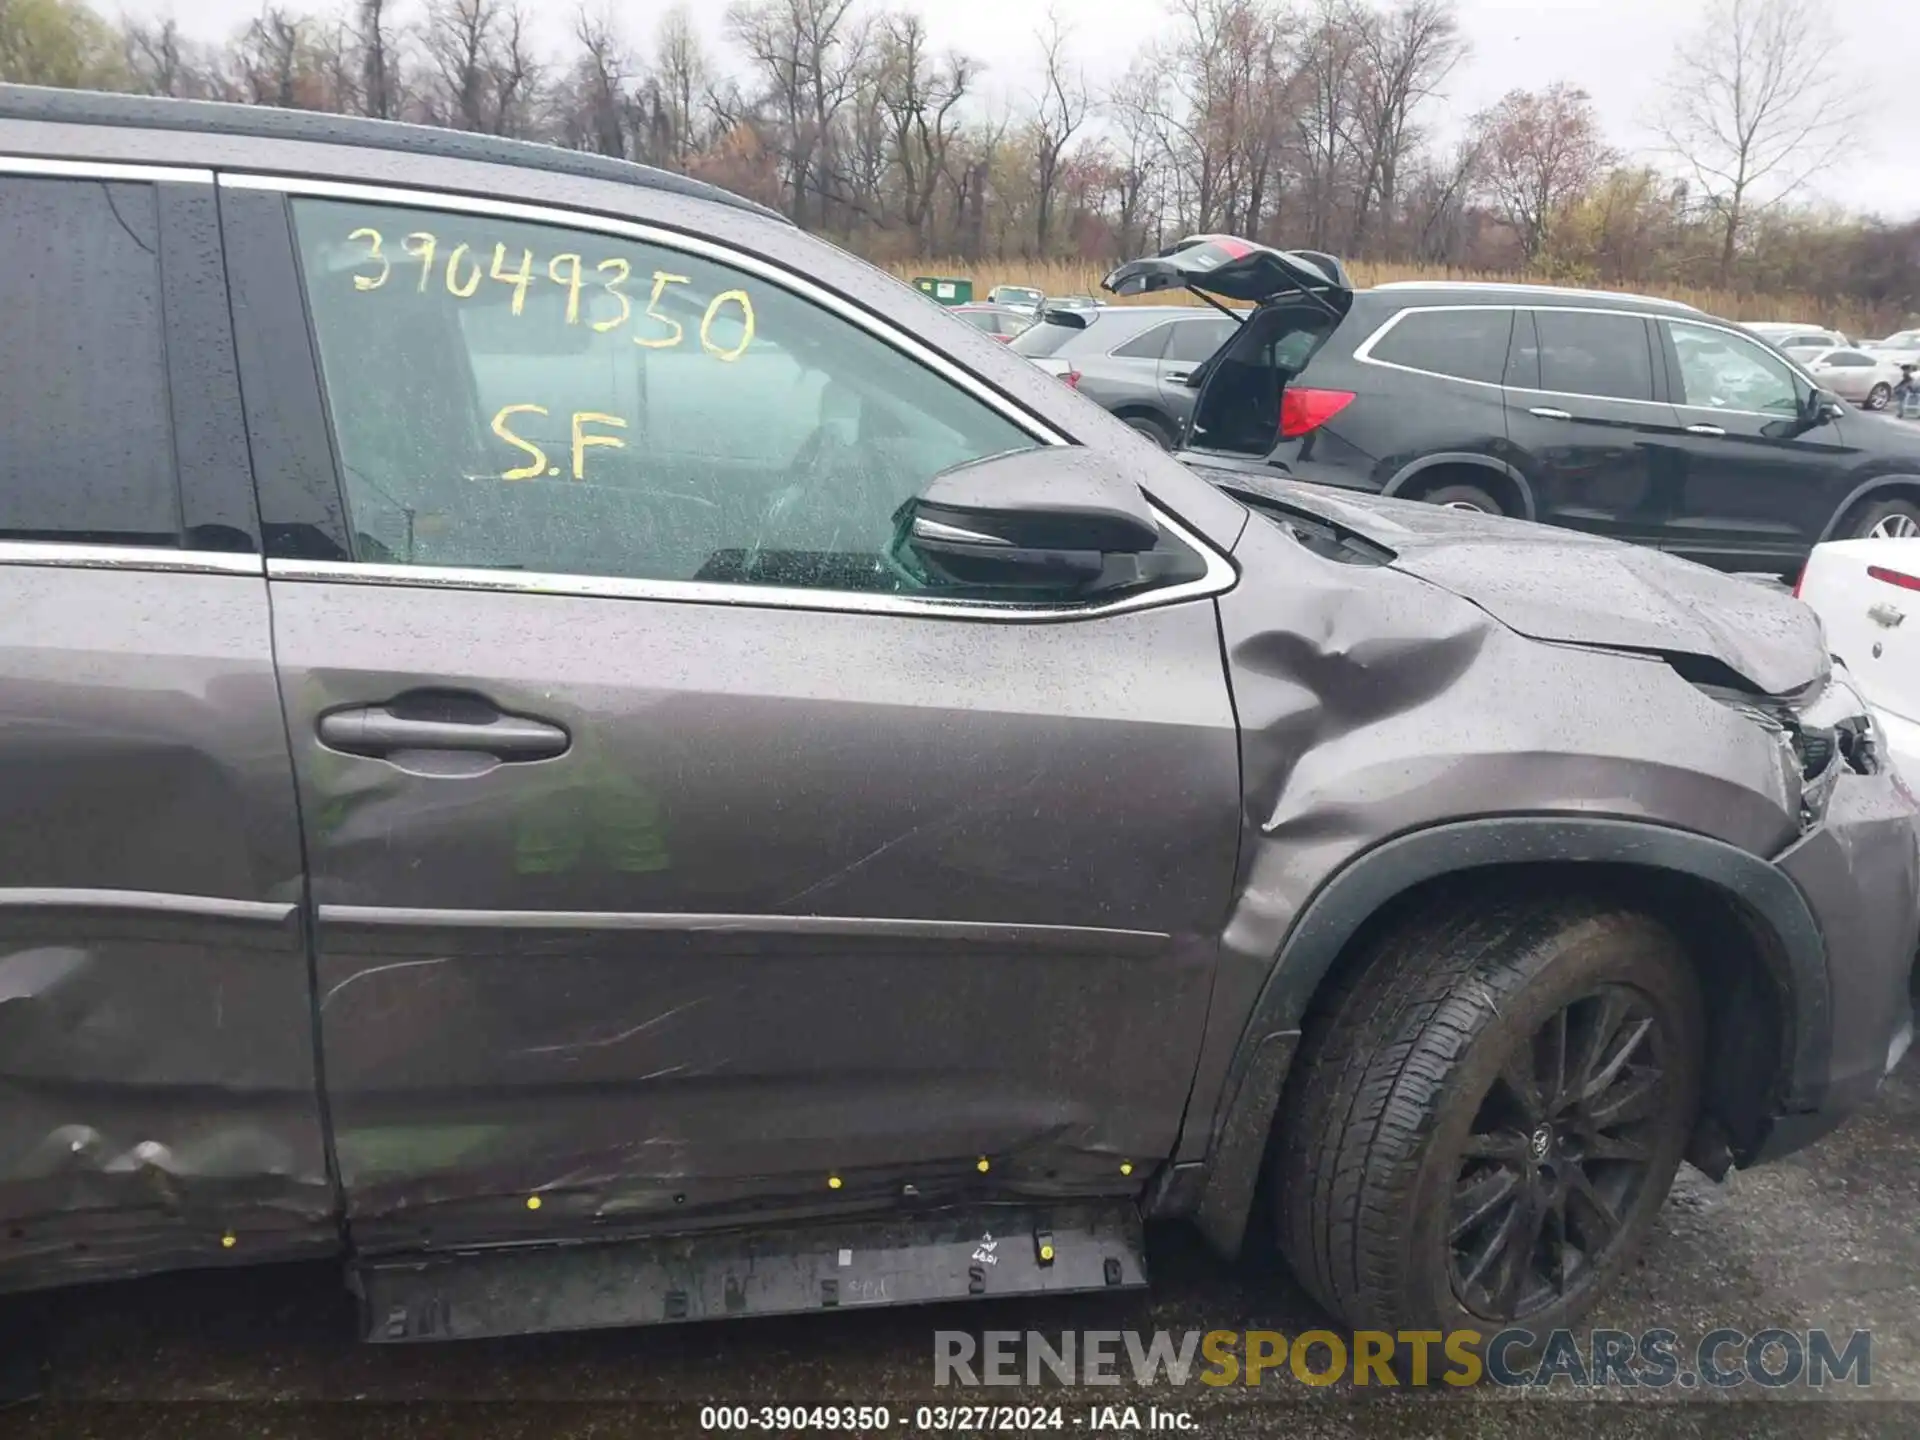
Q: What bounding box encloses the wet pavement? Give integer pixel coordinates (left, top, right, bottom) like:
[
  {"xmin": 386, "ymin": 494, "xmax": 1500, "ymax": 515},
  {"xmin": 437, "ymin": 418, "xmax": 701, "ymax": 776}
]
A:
[{"xmin": 3, "ymin": 1058, "xmax": 1916, "ymax": 1439}]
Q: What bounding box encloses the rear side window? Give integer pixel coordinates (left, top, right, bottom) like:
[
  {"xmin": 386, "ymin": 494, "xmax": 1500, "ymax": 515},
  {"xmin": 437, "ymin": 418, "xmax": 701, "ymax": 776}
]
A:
[
  {"xmin": 0, "ymin": 177, "xmax": 178, "ymax": 545},
  {"xmin": 1532, "ymin": 310, "xmax": 1655, "ymax": 402},
  {"xmin": 1111, "ymin": 322, "xmax": 1173, "ymax": 360},
  {"xmin": 1368, "ymin": 308, "xmax": 1513, "ymax": 384},
  {"xmin": 1010, "ymin": 315, "xmax": 1094, "ymax": 358},
  {"xmin": 1165, "ymin": 318, "xmax": 1239, "ymax": 364}
]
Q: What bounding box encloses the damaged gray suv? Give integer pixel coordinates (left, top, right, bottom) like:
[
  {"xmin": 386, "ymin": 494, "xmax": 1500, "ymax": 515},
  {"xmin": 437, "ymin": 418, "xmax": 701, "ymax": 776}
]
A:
[{"xmin": 0, "ymin": 85, "xmax": 1915, "ymax": 1346}]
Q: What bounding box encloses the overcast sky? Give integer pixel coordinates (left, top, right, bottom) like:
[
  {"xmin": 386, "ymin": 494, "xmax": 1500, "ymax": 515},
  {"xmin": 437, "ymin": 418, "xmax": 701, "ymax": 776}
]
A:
[{"xmin": 130, "ymin": 0, "xmax": 1920, "ymax": 220}]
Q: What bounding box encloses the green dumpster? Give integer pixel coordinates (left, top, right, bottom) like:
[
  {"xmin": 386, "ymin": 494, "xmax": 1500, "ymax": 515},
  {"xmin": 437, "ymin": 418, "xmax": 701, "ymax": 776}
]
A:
[{"xmin": 913, "ymin": 276, "xmax": 974, "ymax": 306}]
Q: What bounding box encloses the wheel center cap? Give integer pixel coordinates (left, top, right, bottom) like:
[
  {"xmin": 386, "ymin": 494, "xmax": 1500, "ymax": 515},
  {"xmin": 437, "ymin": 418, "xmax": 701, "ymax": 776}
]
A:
[{"xmin": 1529, "ymin": 1124, "xmax": 1553, "ymax": 1160}]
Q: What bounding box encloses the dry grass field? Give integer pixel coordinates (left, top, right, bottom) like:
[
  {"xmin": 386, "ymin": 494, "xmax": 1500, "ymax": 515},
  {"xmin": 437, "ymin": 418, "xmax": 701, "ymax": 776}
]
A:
[{"xmin": 886, "ymin": 257, "xmax": 1863, "ymax": 329}]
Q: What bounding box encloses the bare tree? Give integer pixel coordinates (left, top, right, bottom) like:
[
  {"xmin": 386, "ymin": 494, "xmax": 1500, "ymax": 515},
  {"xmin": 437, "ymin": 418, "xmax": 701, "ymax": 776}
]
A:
[
  {"xmin": 418, "ymin": 0, "xmax": 539, "ymax": 136},
  {"xmin": 123, "ymin": 16, "xmax": 202, "ymax": 97},
  {"xmin": 652, "ymin": 7, "xmax": 715, "ymax": 168},
  {"xmin": 1473, "ymin": 82, "xmax": 1613, "ymax": 261},
  {"xmin": 1655, "ymin": 0, "xmax": 1855, "ymax": 285},
  {"xmin": 357, "ymin": 0, "xmax": 401, "ymax": 118},
  {"xmin": 565, "ymin": 7, "xmax": 632, "ymax": 156},
  {"xmin": 728, "ymin": 0, "xmax": 869, "ymax": 230},
  {"xmin": 1347, "ymin": 0, "xmax": 1464, "ymax": 254},
  {"xmin": 871, "ymin": 12, "xmax": 974, "ymax": 250},
  {"xmin": 1105, "ymin": 60, "xmax": 1167, "ymax": 254},
  {"xmin": 1028, "ymin": 13, "xmax": 1088, "ymax": 255}
]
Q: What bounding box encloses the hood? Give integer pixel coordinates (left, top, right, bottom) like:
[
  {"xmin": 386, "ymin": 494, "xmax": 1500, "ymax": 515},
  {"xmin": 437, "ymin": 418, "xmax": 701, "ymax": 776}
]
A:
[
  {"xmin": 1102, "ymin": 235, "xmax": 1355, "ymax": 315},
  {"xmin": 1197, "ymin": 467, "xmax": 1827, "ymax": 697}
]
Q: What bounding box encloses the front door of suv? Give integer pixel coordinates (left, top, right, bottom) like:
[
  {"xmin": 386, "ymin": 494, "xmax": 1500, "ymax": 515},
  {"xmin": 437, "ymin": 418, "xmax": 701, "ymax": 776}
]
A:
[
  {"xmin": 1503, "ymin": 308, "xmax": 1678, "ymax": 545},
  {"xmin": 1653, "ymin": 318, "xmax": 1856, "ymax": 570},
  {"xmin": 222, "ymin": 179, "xmax": 1241, "ymax": 1254}
]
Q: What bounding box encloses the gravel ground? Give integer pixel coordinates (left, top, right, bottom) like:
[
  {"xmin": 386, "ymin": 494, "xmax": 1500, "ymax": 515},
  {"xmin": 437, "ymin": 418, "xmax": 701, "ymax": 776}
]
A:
[{"xmin": 2, "ymin": 1057, "xmax": 1914, "ymax": 1440}]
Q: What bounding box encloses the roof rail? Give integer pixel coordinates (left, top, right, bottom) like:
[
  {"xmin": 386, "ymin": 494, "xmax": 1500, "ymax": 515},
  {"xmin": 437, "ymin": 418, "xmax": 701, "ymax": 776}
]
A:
[
  {"xmin": 0, "ymin": 83, "xmax": 788, "ymax": 223},
  {"xmin": 1369, "ymin": 279, "xmax": 1702, "ymax": 313}
]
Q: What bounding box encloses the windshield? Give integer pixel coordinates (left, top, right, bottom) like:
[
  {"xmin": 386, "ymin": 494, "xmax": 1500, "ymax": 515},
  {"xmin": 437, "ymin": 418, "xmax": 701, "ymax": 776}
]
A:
[{"xmin": 994, "ymin": 287, "xmax": 1042, "ymax": 304}]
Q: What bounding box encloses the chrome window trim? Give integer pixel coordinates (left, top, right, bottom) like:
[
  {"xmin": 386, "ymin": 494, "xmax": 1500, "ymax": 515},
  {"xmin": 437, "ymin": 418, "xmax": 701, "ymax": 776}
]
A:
[
  {"xmin": 222, "ymin": 172, "xmax": 1236, "ymax": 618},
  {"xmin": 266, "ymin": 497, "xmax": 1235, "ymax": 623},
  {"xmin": 0, "ymin": 542, "xmax": 262, "ymax": 576},
  {"xmin": 0, "ymin": 155, "xmax": 214, "ymax": 185}
]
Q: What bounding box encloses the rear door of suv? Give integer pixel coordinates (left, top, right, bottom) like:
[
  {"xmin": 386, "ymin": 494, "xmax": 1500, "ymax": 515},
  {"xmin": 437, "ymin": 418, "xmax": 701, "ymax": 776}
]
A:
[
  {"xmin": 1502, "ymin": 307, "xmax": 1680, "ymax": 545},
  {"xmin": 0, "ymin": 160, "xmax": 325, "ymax": 1282}
]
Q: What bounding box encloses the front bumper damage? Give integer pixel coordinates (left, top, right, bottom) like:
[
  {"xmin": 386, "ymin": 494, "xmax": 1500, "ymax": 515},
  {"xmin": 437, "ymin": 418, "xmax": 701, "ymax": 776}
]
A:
[{"xmin": 1751, "ymin": 767, "xmax": 1920, "ymax": 1163}]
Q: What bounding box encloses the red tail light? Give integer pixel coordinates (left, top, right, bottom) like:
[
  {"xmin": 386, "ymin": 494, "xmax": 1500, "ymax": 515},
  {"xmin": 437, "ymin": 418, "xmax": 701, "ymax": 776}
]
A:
[
  {"xmin": 993, "ymin": 333, "xmax": 1012, "ymax": 343},
  {"xmin": 1869, "ymin": 563, "xmax": 1920, "ymax": 592},
  {"xmin": 1792, "ymin": 566, "xmax": 1805, "ymax": 598},
  {"xmin": 1061, "ymin": 370, "xmax": 1082, "ymax": 390},
  {"xmin": 1279, "ymin": 387, "xmax": 1356, "ymax": 439}
]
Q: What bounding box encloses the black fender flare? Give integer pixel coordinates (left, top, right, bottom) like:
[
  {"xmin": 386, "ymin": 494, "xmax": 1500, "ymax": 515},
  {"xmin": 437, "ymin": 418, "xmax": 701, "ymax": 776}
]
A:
[
  {"xmin": 1187, "ymin": 815, "xmax": 1828, "ymax": 1256},
  {"xmin": 1381, "ymin": 452, "xmax": 1537, "ymax": 520},
  {"xmin": 1817, "ymin": 474, "xmax": 1920, "ymax": 543}
]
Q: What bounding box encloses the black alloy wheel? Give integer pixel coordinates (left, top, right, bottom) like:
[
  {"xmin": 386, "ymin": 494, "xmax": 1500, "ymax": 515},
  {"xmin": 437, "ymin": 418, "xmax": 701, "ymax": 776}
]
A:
[{"xmin": 1448, "ymin": 984, "xmax": 1674, "ymax": 1321}]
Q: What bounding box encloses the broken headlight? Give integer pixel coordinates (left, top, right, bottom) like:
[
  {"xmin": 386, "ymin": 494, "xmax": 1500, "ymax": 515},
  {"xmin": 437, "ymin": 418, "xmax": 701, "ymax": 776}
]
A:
[{"xmin": 1693, "ymin": 665, "xmax": 1879, "ymax": 828}]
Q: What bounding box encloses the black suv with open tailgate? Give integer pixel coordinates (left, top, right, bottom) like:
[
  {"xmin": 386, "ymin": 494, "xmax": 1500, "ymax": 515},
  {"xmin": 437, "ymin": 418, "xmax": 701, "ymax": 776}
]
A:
[{"xmin": 1105, "ymin": 238, "xmax": 1920, "ymax": 573}]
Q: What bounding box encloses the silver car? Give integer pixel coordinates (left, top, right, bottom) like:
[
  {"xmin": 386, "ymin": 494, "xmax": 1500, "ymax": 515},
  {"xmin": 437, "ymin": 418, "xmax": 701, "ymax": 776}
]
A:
[
  {"xmin": 1801, "ymin": 345, "xmax": 1907, "ymax": 410},
  {"xmin": 1009, "ymin": 304, "xmax": 1240, "ymax": 449}
]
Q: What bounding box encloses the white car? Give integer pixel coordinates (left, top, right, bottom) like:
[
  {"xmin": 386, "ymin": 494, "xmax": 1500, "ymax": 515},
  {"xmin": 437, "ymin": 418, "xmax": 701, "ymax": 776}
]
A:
[
  {"xmin": 1800, "ymin": 346, "xmax": 1908, "ymax": 410},
  {"xmin": 1797, "ymin": 538, "xmax": 1920, "ymax": 781}
]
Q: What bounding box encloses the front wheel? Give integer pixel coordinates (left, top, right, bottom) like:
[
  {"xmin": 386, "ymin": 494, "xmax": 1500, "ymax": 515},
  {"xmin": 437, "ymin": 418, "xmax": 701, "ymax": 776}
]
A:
[
  {"xmin": 1867, "ymin": 383, "xmax": 1893, "ymax": 411},
  {"xmin": 1845, "ymin": 495, "xmax": 1920, "ymax": 540},
  {"xmin": 1415, "ymin": 480, "xmax": 1505, "ymax": 515},
  {"xmin": 1271, "ymin": 897, "xmax": 1702, "ymax": 1333}
]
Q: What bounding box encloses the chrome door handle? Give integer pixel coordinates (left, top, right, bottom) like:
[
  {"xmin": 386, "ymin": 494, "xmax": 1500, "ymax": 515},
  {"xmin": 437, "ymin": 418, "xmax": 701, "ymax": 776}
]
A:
[
  {"xmin": 1686, "ymin": 423, "xmax": 1727, "ymax": 436},
  {"xmin": 1528, "ymin": 407, "xmax": 1572, "ymax": 420},
  {"xmin": 1166, "ymin": 370, "xmax": 1194, "ymax": 383}
]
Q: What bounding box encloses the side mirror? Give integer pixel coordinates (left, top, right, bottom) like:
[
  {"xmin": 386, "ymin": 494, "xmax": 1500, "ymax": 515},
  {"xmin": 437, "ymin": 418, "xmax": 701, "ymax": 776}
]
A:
[
  {"xmin": 1804, "ymin": 388, "xmax": 1846, "ymax": 425},
  {"xmin": 893, "ymin": 447, "xmax": 1162, "ymax": 594}
]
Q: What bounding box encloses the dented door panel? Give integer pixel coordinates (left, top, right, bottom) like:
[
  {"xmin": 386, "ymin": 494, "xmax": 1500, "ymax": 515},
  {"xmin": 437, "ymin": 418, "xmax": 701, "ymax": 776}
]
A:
[
  {"xmin": 270, "ymin": 582, "xmax": 1240, "ymax": 1251},
  {"xmin": 0, "ymin": 567, "xmax": 330, "ymax": 1289}
]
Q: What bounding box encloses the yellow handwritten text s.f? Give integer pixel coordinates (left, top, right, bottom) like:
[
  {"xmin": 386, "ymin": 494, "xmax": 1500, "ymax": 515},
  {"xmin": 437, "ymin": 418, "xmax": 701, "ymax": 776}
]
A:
[
  {"xmin": 491, "ymin": 403, "xmax": 549, "ymax": 479},
  {"xmin": 571, "ymin": 412, "xmax": 627, "ymax": 481}
]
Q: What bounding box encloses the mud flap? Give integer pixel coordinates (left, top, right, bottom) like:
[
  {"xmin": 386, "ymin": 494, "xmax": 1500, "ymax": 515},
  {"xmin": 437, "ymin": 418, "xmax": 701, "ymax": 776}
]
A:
[{"xmin": 355, "ymin": 1202, "xmax": 1148, "ymax": 1341}]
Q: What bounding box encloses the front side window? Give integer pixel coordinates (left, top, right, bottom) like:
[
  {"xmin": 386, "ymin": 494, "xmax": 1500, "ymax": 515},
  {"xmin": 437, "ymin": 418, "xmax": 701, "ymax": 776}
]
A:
[
  {"xmin": 291, "ymin": 198, "xmax": 1034, "ymax": 591},
  {"xmin": 1668, "ymin": 321, "xmax": 1801, "ymax": 416},
  {"xmin": 1368, "ymin": 308, "xmax": 1514, "ymax": 385},
  {"xmin": 0, "ymin": 177, "xmax": 178, "ymax": 545},
  {"xmin": 1532, "ymin": 310, "xmax": 1655, "ymax": 402}
]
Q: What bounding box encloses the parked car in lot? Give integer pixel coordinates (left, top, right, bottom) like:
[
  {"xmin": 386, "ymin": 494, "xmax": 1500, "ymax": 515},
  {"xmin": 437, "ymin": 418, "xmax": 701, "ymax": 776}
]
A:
[
  {"xmin": 1, "ymin": 86, "xmax": 1915, "ymax": 1348},
  {"xmin": 985, "ymin": 284, "xmax": 1044, "ymax": 316},
  {"xmin": 1102, "ymin": 238, "xmax": 1920, "ymax": 575},
  {"xmin": 1009, "ymin": 303, "xmax": 1239, "ymax": 448},
  {"xmin": 1796, "ymin": 540, "xmax": 1920, "ymax": 781},
  {"xmin": 1800, "ymin": 346, "xmax": 1906, "ymax": 410},
  {"xmin": 950, "ymin": 301, "xmax": 1032, "ymax": 341},
  {"xmin": 1745, "ymin": 322, "xmax": 1851, "ymax": 355}
]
